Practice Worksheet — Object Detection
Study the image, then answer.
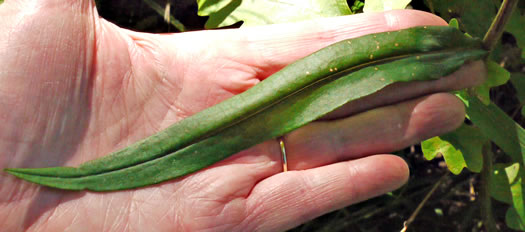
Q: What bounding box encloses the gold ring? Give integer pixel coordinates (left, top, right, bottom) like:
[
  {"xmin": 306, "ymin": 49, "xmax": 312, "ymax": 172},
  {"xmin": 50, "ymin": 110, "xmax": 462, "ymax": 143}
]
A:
[{"xmin": 278, "ymin": 137, "xmax": 288, "ymax": 172}]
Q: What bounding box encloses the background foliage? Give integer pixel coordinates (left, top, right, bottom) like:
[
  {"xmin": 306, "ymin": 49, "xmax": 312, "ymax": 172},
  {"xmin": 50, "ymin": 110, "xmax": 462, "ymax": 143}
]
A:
[{"xmin": 53, "ymin": 0, "xmax": 525, "ymax": 231}]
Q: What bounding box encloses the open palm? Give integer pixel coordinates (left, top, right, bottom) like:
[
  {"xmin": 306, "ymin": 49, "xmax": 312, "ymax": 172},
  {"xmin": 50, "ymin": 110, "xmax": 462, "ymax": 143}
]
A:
[{"xmin": 0, "ymin": 1, "xmax": 486, "ymax": 231}]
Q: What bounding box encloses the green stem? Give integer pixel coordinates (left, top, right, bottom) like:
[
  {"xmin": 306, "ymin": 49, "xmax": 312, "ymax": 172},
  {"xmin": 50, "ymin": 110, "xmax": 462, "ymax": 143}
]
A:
[
  {"xmin": 402, "ymin": 173, "xmax": 449, "ymax": 231},
  {"xmin": 141, "ymin": 0, "xmax": 186, "ymax": 32},
  {"xmin": 423, "ymin": 0, "xmax": 435, "ymax": 14},
  {"xmin": 480, "ymin": 142, "xmax": 497, "ymax": 232},
  {"xmin": 482, "ymin": 0, "xmax": 519, "ymax": 51}
]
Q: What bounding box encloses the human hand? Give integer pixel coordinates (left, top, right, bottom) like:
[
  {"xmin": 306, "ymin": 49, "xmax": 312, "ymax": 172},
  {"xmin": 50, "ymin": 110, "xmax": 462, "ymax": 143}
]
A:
[{"xmin": 0, "ymin": 1, "xmax": 485, "ymax": 231}]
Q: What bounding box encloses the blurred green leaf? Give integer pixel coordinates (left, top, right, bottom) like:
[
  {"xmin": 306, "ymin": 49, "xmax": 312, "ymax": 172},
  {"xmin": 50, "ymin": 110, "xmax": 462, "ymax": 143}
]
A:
[
  {"xmin": 511, "ymin": 73, "xmax": 525, "ymax": 102},
  {"xmin": 493, "ymin": 163, "xmax": 525, "ymax": 229},
  {"xmin": 485, "ymin": 61, "xmax": 511, "ymax": 87},
  {"xmin": 507, "ymin": 206, "xmax": 525, "ymax": 231},
  {"xmin": 434, "ymin": 208, "xmax": 444, "ymax": 216},
  {"xmin": 505, "ymin": 7, "xmax": 525, "ymax": 50},
  {"xmin": 506, "ymin": 163, "xmax": 525, "ymax": 227},
  {"xmin": 421, "ymin": 137, "xmax": 441, "ymax": 160},
  {"xmin": 424, "ymin": 0, "xmax": 498, "ymax": 38},
  {"xmin": 491, "ymin": 163, "xmax": 515, "ymax": 204},
  {"xmin": 473, "ymin": 60, "xmax": 510, "ymax": 105},
  {"xmin": 510, "ymin": 73, "xmax": 525, "ymax": 117},
  {"xmin": 363, "ymin": 0, "xmax": 411, "ymax": 12},
  {"xmin": 197, "ymin": 0, "xmax": 352, "ymax": 28},
  {"xmin": 465, "ymin": 93, "xmax": 525, "ymax": 164},
  {"xmin": 449, "ymin": 18, "xmax": 459, "ymax": 29},
  {"xmin": 422, "ymin": 124, "xmax": 485, "ymax": 174},
  {"xmin": 350, "ymin": 0, "xmax": 365, "ymax": 13}
]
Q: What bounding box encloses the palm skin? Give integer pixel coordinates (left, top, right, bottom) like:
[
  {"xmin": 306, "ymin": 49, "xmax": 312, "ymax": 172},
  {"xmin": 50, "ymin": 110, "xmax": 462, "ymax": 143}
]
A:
[{"xmin": 0, "ymin": 1, "xmax": 486, "ymax": 231}]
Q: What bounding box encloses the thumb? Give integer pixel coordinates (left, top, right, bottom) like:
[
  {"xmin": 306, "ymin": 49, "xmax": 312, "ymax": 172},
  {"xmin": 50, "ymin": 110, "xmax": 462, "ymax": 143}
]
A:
[
  {"xmin": 0, "ymin": 0, "xmax": 97, "ymax": 168},
  {"xmin": 0, "ymin": 0, "xmax": 94, "ymax": 12}
]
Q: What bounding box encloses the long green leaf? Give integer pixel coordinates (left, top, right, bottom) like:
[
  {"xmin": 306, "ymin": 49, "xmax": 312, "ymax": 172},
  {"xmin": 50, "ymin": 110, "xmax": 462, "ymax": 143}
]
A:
[
  {"xmin": 464, "ymin": 95, "xmax": 525, "ymax": 164},
  {"xmin": 5, "ymin": 26, "xmax": 487, "ymax": 191},
  {"xmin": 197, "ymin": 0, "xmax": 352, "ymax": 28}
]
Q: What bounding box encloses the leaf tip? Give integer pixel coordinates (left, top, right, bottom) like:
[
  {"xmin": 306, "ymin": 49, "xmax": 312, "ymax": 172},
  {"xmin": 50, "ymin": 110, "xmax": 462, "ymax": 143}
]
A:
[{"xmin": 448, "ymin": 18, "xmax": 459, "ymax": 29}]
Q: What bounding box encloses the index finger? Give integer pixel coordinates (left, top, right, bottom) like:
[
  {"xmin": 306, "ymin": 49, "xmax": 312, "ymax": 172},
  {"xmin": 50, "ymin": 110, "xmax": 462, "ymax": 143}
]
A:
[
  {"xmin": 157, "ymin": 10, "xmax": 448, "ymax": 80},
  {"xmin": 236, "ymin": 9, "xmax": 449, "ymax": 78}
]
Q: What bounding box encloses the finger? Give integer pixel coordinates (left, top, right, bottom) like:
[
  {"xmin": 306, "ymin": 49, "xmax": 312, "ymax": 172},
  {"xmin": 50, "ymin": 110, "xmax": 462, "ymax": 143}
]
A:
[
  {"xmin": 157, "ymin": 10, "xmax": 447, "ymax": 79},
  {"xmin": 283, "ymin": 92, "xmax": 465, "ymax": 171},
  {"xmin": 237, "ymin": 9, "xmax": 448, "ymax": 78},
  {"xmin": 243, "ymin": 155, "xmax": 409, "ymax": 232}
]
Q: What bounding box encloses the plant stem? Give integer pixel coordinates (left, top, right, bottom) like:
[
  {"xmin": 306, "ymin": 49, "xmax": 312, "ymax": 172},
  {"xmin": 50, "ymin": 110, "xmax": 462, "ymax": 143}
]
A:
[
  {"xmin": 423, "ymin": 0, "xmax": 435, "ymax": 14},
  {"xmin": 480, "ymin": 142, "xmax": 497, "ymax": 232},
  {"xmin": 482, "ymin": 0, "xmax": 519, "ymax": 51},
  {"xmin": 141, "ymin": 0, "xmax": 186, "ymax": 32},
  {"xmin": 401, "ymin": 172, "xmax": 449, "ymax": 232}
]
